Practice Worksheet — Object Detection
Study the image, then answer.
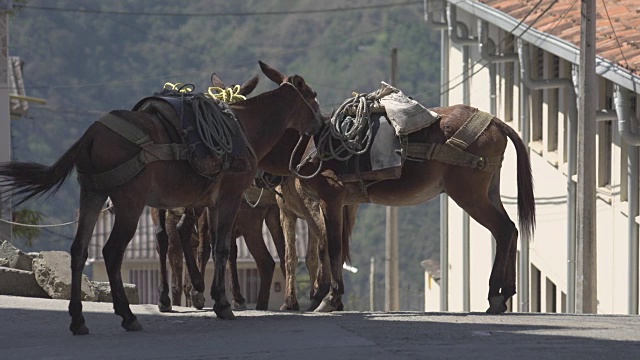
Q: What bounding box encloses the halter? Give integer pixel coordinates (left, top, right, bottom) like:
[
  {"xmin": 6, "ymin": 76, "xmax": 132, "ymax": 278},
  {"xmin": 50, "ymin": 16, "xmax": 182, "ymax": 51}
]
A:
[{"xmin": 281, "ymin": 81, "xmax": 323, "ymax": 135}]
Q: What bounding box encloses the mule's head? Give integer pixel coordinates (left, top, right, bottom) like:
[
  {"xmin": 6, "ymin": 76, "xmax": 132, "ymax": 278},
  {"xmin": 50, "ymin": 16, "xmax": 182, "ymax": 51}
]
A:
[{"xmin": 259, "ymin": 61, "xmax": 322, "ymax": 136}]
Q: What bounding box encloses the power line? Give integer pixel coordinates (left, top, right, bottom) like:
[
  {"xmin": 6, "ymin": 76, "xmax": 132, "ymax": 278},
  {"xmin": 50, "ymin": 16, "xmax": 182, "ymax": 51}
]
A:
[
  {"xmin": 600, "ymin": 0, "xmax": 630, "ymax": 70},
  {"xmin": 16, "ymin": 1, "xmax": 423, "ymax": 17},
  {"xmin": 438, "ymin": 0, "xmax": 559, "ymax": 98}
]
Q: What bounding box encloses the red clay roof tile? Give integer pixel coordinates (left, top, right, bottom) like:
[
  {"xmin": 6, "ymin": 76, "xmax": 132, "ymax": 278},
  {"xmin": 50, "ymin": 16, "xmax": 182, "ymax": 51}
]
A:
[{"xmin": 478, "ymin": 0, "xmax": 640, "ymax": 74}]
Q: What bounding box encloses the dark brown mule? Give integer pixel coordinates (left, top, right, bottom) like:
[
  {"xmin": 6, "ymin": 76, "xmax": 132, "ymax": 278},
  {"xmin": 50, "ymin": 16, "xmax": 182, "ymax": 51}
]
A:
[
  {"xmin": 149, "ymin": 74, "xmax": 262, "ymax": 313},
  {"xmin": 0, "ymin": 61, "xmax": 322, "ymax": 335},
  {"xmin": 198, "ymin": 193, "xmax": 286, "ymax": 310},
  {"xmin": 156, "ymin": 190, "xmax": 286, "ymax": 311},
  {"xmin": 258, "ymin": 105, "xmax": 535, "ymax": 314},
  {"xmin": 150, "ymin": 74, "xmax": 286, "ymax": 312}
]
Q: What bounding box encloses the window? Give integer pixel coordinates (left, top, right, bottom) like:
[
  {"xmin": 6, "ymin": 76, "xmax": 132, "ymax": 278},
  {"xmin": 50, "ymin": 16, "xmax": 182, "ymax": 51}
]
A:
[
  {"xmin": 544, "ymin": 54, "xmax": 559, "ymax": 164},
  {"xmin": 545, "ymin": 278, "xmax": 557, "ymax": 313},
  {"xmin": 503, "ymin": 33, "xmax": 515, "ymax": 123},
  {"xmin": 531, "ymin": 264, "xmax": 541, "ymax": 312},
  {"xmin": 530, "ymin": 47, "xmax": 544, "ymax": 153},
  {"xmin": 129, "ymin": 269, "xmax": 160, "ymax": 305},
  {"xmin": 235, "ymin": 268, "xmax": 260, "ymax": 305},
  {"xmin": 597, "ymin": 79, "xmax": 613, "ymax": 191}
]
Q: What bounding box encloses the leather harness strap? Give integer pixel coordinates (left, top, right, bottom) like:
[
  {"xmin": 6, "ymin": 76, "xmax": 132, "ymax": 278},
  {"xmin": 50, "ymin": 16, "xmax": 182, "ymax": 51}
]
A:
[
  {"xmin": 78, "ymin": 113, "xmax": 190, "ymax": 191},
  {"xmin": 406, "ymin": 109, "xmax": 503, "ymax": 172}
]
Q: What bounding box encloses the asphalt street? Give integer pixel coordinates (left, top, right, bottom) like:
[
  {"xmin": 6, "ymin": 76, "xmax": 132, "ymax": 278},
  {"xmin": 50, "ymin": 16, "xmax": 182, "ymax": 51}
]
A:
[{"xmin": 1, "ymin": 295, "xmax": 639, "ymax": 359}]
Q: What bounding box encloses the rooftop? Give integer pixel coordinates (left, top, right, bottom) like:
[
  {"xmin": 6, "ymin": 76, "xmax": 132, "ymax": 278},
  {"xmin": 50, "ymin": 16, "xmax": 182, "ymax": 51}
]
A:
[{"xmin": 478, "ymin": 0, "xmax": 640, "ymax": 75}]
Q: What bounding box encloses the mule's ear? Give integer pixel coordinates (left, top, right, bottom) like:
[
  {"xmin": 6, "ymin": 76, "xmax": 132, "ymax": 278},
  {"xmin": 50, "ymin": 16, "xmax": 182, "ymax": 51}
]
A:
[
  {"xmin": 290, "ymin": 74, "xmax": 305, "ymax": 89},
  {"xmin": 259, "ymin": 60, "xmax": 286, "ymax": 85},
  {"xmin": 239, "ymin": 74, "xmax": 259, "ymax": 96},
  {"xmin": 211, "ymin": 73, "xmax": 225, "ymax": 88}
]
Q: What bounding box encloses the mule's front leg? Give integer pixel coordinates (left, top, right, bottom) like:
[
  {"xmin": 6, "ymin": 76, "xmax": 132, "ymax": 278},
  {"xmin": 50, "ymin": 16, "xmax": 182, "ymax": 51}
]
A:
[
  {"xmin": 315, "ymin": 200, "xmax": 345, "ymax": 313},
  {"xmin": 153, "ymin": 209, "xmax": 173, "ymax": 312},
  {"xmin": 177, "ymin": 208, "xmax": 206, "ymax": 310},
  {"xmin": 208, "ymin": 205, "xmax": 240, "ymax": 320}
]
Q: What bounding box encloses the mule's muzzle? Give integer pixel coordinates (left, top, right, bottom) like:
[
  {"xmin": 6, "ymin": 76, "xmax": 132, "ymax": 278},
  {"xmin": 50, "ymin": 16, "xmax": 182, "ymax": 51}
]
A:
[{"xmin": 304, "ymin": 111, "xmax": 324, "ymax": 136}]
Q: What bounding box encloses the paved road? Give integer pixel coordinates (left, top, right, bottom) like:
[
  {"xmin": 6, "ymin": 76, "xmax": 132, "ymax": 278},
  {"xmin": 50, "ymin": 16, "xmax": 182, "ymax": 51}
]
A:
[{"xmin": 1, "ymin": 295, "xmax": 639, "ymax": 359}]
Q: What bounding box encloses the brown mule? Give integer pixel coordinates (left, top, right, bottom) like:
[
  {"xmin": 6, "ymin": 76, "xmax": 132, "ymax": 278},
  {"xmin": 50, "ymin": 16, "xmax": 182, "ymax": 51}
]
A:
[
  {"xmin": 276, "ymin": 176, "xmax": 358, "ymax": 312},
  {"xmin": 150, "ymin": 74, "xmax": 261, "ymax": 313},
  {"xmin": 257, "ymin": 105, "xmax": 535, "ymax": 314},
  {"xmin": 0, "ymin": 61, "xmax": 322, "ymax": 335}
]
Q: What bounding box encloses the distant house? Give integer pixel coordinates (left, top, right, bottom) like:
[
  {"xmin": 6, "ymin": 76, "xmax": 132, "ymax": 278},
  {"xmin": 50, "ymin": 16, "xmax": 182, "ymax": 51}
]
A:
[
  {"xmin": 87, "ymin": 206, "xmax": 309, "ymax": 310},
  {"xmin": 426, "ymin": 0, "xmax": 640, "ymax": 314}
]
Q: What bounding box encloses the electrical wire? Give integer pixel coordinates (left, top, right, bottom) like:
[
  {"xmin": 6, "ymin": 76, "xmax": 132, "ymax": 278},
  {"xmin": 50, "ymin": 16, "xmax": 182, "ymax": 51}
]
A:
[
  {"xmin": 16, "ymin": 1, "xmax": 423, "ymax": 17},
  {"xmin": 438, "ymin": 0, "xmax": 558, "ymax": 98},
  {"xmin": 600, "ymin": 0, "xmax": 630, "ymax": 70}
]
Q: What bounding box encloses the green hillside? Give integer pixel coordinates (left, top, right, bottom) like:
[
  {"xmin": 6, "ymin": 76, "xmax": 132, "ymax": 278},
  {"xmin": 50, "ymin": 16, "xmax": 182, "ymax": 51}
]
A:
[{"xmin": 8, "ymin": 0, "xmax": 442, "ymax": 310}]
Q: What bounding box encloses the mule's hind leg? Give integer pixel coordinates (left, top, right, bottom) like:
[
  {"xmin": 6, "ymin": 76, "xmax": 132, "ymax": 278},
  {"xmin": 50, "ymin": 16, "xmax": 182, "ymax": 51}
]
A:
[
  {"xmin": 241, "ymin": 207, "xmax": 276, "ymax": 310},
  {"xmin": 446, "ymin": 173, "xmax": 517, "ymax": 314},
  {"xmin": 279, "ymin": 206, "xmax": 300, "ymax": 311},
  {"xmin": 103, "ymin": 199, "xmax": 146, "ymax": 331},
  {"xmin": 305, "ymin": 218, "xmax": 325, "ymax": 311},
  {"xmin": 152, "ymin": 209, "xmax": 173, "ymax": 312},
  {"xmin": 488, "ymin": 171, "xmax": 518, "ymax": 309},
  {"xmin": 69, "ymin": 189, "xmax": 108, "ymax": 335},
  {"xmin": 228, "ymin": 237, "xmax": 247, "ymax": 310}
]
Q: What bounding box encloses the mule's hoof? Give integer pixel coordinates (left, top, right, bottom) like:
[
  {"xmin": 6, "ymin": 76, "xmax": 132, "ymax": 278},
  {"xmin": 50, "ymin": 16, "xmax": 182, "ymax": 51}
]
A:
[
  {"xmin": 279, "ymin": 302, "xmax": 300, "ymax": 311},
  {"xmin": 191, "ymin": 292, "xmax": 205, "ymax": 310},
  {"xmin": 123, "ymin": 319, "xmax": 143, "ymax": 332},
  {"xmin": 213, "ymin": 305, "xmax": 236, "ymax": 320},
  {"xmin": 215, "ymin": 306, "xmax": 236, "ymax": 320},
  {"xmin": 158, "ymin": 301, "xmax": 172, "ymax": 313},
  {"xmin": 486, "ymin": 295, "xmax": 507, "ymax": 314},
  {"xmin": 71, "ymin": 323, "xmax": 90, "ymax": 336},
  {"xmin": 306, "ymin": 299, "xmax": 322, "ymax": 312},
  {"xmin": 314, "ymin": 299, "xmax": 337, "ymax": 313},
  {"xmin": 233, "ymin": 300, "xmax": 248, "ymax": 311}
]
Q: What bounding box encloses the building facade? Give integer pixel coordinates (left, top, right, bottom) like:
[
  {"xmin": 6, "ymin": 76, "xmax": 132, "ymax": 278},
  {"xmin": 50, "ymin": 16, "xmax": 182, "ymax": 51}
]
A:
[{"xmin": 424, "ymin": 0, "xmax": 640, "ymax": 314}]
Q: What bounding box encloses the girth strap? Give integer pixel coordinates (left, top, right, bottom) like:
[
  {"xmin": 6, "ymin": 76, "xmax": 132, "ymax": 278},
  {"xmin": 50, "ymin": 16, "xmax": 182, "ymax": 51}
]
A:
[
  {"xmin": 406, "ymin": 143, "xmax": 503, "ymax": 172},
  {"xmin": 78, "ymin": 113, "xmax": 190, "ymax": 190}
]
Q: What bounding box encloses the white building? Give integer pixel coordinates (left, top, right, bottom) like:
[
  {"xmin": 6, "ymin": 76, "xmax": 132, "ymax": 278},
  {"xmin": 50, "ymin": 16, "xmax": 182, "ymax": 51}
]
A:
[{"xmin": 425, "ymin": 0, "xmax": 640, "ymax": 314}]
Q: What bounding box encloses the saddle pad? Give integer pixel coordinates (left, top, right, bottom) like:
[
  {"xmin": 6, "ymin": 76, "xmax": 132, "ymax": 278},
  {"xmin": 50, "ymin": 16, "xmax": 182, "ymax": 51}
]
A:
[
  {"xmin": 378, "ymin": 82, "xmax": 440, "ymax": 135},
  {"xmin": 135, "ymin": 95, "xmax": 251, "ymax": 177},
  {"xmin": 334, "ymin": 113, "xmax": 403, "ymax": 182}
]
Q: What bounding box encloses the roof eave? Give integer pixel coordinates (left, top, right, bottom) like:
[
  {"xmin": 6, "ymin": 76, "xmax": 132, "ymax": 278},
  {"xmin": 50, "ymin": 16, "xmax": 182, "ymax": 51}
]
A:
[{"xmin": 448, "ymin": 0, "xmax": 640, "ymax": 92}]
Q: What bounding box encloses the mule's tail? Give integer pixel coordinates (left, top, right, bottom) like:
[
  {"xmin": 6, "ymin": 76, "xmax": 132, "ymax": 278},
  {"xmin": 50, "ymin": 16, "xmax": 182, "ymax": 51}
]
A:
[
  {"xmin": 496, "ymin": 120, "xmax": 536, "ymax": 241},
  {"xmin": 341, "ymin": 205, "xmax": 354, "ymax": 264},
  {"xmin": 0, "ymin": 134, "xmax": 87, "ymax": 207}
]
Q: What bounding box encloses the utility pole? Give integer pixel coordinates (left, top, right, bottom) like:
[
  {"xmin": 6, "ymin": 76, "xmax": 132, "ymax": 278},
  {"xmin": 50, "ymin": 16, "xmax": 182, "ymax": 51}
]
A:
[
  {"xmin": 385, "ymin": 47, "xmax": 400, "ymax": 311},
  {"xmin": 370, "ymin": 256, "xmax": 375, "ymax": 311},
  {"xmin": 575, "ymin": 0, "xmax": 597, "ymax": 314},
  {"xmin": 0, "ymin": 0, "xmax": 12, "ymax": 242}
]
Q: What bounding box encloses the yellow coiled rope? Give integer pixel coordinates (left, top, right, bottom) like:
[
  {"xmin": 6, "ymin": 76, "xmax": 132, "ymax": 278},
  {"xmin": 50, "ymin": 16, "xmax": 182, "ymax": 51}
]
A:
[
  {"xmin": 205, "ymin": 85, "xmax": 246, "ymax": 104},
  {"xmin": 163, "ymin": 82, "xmax": 195, "ymax": 93},
  {"xmin": 162, "ymin": 82, "xmax": 246, "ymax": 104}
]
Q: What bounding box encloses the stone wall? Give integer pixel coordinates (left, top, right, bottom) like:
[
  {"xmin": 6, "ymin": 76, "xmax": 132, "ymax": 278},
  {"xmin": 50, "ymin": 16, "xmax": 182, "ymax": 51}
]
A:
[{"xmin": 0, "ymin": 240, "xmax": 139, "ymax": 304}]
